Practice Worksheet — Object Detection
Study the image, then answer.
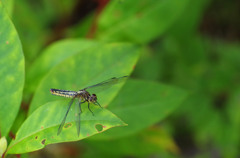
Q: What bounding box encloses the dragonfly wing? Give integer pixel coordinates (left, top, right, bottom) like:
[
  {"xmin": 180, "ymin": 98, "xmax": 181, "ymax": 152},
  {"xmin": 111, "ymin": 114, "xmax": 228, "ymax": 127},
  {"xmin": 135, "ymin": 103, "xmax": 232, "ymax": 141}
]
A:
[
  {"xmin": 57, "ymin": 98, "xmax": 75, "ymax": 135},
  {"xmin": 83, "ymin": 76, "xmax": 128, "ymax": 93},
  {"xmin": 75, "ymin": 99, "xmax": 82, "ymax": 137}
]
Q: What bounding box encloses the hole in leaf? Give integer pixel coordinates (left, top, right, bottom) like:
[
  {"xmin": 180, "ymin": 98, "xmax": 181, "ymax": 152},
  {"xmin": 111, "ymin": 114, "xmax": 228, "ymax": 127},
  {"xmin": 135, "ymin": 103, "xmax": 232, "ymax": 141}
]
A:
[
  {"xmin": 64, "ymin": 123, "xmax": 72, "ymax": 128},
  {"xmin": 41, "ymin": 139, "xmax": 46, "ymax": 145},
  {"xmin": 95, "ymin": 124, "xmax": 103, "ymax": 132}
]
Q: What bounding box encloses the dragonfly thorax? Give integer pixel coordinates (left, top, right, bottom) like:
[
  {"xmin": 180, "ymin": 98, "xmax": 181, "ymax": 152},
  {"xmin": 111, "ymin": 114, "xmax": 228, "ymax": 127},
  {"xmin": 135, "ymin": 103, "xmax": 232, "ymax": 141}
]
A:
[
  {"xmin": 89, "ymin": 94, "xmax": 97, "ymax": 103},
  {"xmin": 77, "ymin": 90, "xmax": 97, "ymax": 103},
  {"xmin": 77, "ymin": 90, "xmax": 90, "ymax": 99}
]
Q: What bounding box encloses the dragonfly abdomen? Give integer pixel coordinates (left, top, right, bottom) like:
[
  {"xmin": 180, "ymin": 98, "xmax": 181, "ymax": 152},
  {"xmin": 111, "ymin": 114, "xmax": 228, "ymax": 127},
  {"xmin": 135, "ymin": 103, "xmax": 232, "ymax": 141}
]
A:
[{"xmin": 50, "ymin": 89, "xmax": 77, "ymax": 98}]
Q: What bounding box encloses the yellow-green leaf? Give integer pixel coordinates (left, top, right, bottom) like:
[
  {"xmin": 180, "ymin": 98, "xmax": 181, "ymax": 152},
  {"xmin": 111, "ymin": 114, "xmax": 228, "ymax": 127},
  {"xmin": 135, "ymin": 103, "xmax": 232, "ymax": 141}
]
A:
[{"xmin": 7, "ymin": 101, "xmax": 126, "ymax": 154}]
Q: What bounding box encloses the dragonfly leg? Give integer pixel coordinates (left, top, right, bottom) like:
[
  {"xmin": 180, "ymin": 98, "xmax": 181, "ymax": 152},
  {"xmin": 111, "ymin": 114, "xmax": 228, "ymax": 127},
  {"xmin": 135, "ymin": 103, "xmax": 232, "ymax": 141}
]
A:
[
  {"xmin": 88, "ymin": 102, "xmax": 94, "ymax": 116},
  {"xmin": 95, "ymin": 101, "xmax": 103, "ymax": 109},
  {"xmin": 80, "ymin": 100, "xmax": 86, "ymax": 112},
  {"xmin": 75, "ymin": 99, "xmax": 82, "ymax": 137},
  {"xmin": 79, "ymin": 101, "xmax": 83, "ymax": 113}
]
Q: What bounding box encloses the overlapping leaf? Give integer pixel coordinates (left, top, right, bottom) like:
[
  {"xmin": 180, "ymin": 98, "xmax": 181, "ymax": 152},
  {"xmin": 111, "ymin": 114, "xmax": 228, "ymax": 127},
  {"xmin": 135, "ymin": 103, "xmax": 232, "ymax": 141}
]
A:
[
  {"xmin": 0, "ymin": 2, "xmax": 24, "ymax": 136},
  {"xmin": 26, "ymin": 39, "xmax": 99, "ymax": 93},
  {"xmin": 7, "ymin": 101, "xmax": 126, "ymax": 154},
  {"xmin": 91, "ymin": 79, "xmax": 188, "ymax": 139},
  {"xmin": 8, "ymin": 42, "xmax": 140, "ymax": 154},
  {"xmin": 29, "ymin": 42, "xmax": 140, "ymax": 114},
  {"xmin": 85, "ymin": 127, "xmax": 179, "ymax": 157},
  {"xmin": 96, "ymin": 0, "xmax": 189, "ymax": 43}
]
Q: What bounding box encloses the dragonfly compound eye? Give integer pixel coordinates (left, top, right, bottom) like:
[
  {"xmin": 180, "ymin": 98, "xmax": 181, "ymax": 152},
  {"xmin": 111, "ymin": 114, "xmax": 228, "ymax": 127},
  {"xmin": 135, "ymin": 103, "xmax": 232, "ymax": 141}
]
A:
[{"xmin": 89, "ymin": 94, "xmax": 97, "ymax": 102}]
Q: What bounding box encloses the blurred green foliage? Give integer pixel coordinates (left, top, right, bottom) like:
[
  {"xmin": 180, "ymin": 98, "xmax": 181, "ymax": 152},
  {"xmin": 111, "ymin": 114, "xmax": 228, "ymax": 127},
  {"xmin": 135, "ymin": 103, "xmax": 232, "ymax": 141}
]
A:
[{"xmin": 0, "ymin": 0, "xmax": 239, "ymax": 157}]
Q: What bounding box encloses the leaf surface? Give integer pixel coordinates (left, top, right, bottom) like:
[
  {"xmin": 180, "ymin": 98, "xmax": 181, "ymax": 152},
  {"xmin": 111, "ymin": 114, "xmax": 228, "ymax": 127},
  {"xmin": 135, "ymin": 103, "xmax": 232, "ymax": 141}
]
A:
[
  {"xmin": 91, "ymin": 79, "xmax": 188, "ymax": 139},
  {"xmin": 26, "ymin": 39, "xmax": 99, "ymax": 93},
  {"xmin": 97, "ymin": 0, "xmax": 189, "ymax": 43},
  {"xmin": 0, "ymin": 2, "xmax": 24, "ymax": 136},
  {"xmin": 7, "ymin": 101, "xmax": 126, "ymax": 154},
  {"xmin": 29, "ymin": 43, "xmax": 140, "ymax": 114}
]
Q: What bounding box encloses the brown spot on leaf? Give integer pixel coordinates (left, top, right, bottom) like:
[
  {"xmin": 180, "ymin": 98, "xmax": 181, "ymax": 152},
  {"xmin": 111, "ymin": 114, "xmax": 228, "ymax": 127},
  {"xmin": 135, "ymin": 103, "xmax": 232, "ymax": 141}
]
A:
[
  {"xmin": 6, "ymin": 41, "xmax": 9, "ymax": 44},
  {"xmin": 64, "ymin": 123, "xmax": 72, "ymax": 128},
  {"xmin": 9, "ymin": 132, "xmax": 16, "ymax": 140},
  {"xmin": 41, "ymin": 139, "xmax": 46, "ymax": 145},
  {"xmin": 35, "ymin": 136, "xmax": 38, "ymax": 139}
]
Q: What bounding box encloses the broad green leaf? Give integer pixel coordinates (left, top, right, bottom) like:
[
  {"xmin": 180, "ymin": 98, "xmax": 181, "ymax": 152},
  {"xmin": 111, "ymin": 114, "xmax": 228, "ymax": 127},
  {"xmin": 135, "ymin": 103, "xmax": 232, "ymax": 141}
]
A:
[
  {"xmin": 96, "ymin": 0, "xmax": 189, "ymax": 43},
  {"xmin": 91, "ymin": 79, "xmax": 188, "ymax": 139},
  {"xmin": 26, "ymin": 39, "xmax": 99, "ymax": 93},
  {"xmin": 29, "ymin": 43, "xmax": 140, "ymax": 114},
  {"xmin": 12, "ymin": 0, "xmax": 46, "ymax": 62},
  {"xmin": 7, "ymin": 100, "xmax": 126, "ymax": 154},
  {"xmin": 0, "ymin": 2, "xmax": 25, "ymax": 136},
  {"xmin": 85, "ymin": 127, "xmax": 179, "ymax": 157}
]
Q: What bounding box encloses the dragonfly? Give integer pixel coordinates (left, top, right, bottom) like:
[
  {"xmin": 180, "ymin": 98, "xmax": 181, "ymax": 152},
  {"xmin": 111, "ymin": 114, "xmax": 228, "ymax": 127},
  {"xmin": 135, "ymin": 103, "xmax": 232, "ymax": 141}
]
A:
[{"xmin": 50, "ymin": 76, "xmax": 128, "ymax": 136}]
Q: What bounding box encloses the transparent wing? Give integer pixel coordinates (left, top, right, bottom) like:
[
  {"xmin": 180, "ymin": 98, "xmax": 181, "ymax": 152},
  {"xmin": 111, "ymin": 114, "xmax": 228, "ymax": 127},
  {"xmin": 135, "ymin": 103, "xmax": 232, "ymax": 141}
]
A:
[
  {"xmin": 75, "ymin": 99, "xmax": 82, "ymax": 137},
  {"xmin": 83, "ymin": 76, "xmax": 128, "ymax": 93},
  {"xmin": 57, "ymin": 98, "xmax": 75, "ymax": 135}
]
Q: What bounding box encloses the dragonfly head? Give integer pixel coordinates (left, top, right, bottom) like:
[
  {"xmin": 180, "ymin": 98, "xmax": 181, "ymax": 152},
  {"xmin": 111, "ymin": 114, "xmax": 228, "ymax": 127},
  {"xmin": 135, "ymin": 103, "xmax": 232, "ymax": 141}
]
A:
[{"xmin": 89, "ymin": 94, "xmax": 97, "ymax": 103}]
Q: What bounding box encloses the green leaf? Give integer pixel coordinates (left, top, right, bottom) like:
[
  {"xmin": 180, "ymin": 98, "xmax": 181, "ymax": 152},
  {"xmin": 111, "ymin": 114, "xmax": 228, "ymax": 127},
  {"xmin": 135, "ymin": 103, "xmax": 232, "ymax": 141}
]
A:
[
  {"xmin": 167, "ymin": 0, "xmax": 210, "ymax": 36},
  {"xmin": 12, "ymin": 0, "xmax": 46, "ymax": 61},
  {"xmin": 26, "ymin": 39, "xmax": 99, "ymax": 93},
  {"xmin": 7, "ymin": 100, "xmax": 126, "ymax": 154},
  {"xmin": 0, "ymin": 2, "xmax": 25, "ymax": 136},
  {"xmin": 29, "ymin": 43, "xmax": 140, "ymax": 114},
  {"xmin": 97, "ymin": 0, "xmax": 189, "ymax": 43},
  {"xmin": 66, "ymin": 14, "xmax": 95, "ymax": 38},
  {"xmin": 91, "ymin": 79, "xmax": 188, "ymax": 139},
  {"xmin": 85, "ymin": 127, "xmax": 179, "ymax": 157}
]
